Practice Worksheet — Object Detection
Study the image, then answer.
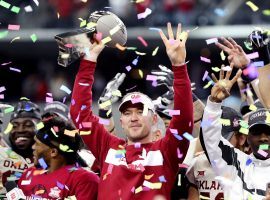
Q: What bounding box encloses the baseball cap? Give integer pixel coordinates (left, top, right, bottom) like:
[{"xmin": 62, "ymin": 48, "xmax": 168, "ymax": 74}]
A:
[
  {"xmin": 248, "ymin": 108, "xmax": 270, "ymax": 131},
  {"xmin": 156, "ymin": 107, "xmax": 172, "ymax": 120},
  {"xmin": 42, "ymin": 101, "xmax": 69, "ymax": 121},
  {"xmin": 221, "ymin": 106, "xmax": 242, "ymax": 140},
  {"xmin": 10, "ymin": 98, "xmax": 41, "ymax": 121},
  {"xmin": 118, "ymin": 92, "xmax": 155, "ymax": 113},
  {"xmin": 240, "ymin": 100, "xmax": 264, "ymax": 116}
]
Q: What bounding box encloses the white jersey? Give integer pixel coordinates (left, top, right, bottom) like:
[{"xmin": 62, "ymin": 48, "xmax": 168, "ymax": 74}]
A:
[
  {"xmin": 186, "ymin": 152, "xmax": 224, "ymax": 200},
  {"xmin": 200, "ymin": 98, "xmax": 270, "ymax": 200}
]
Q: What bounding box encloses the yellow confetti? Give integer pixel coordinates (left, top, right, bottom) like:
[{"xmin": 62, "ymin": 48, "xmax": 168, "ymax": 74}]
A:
[
  {"xmin": 138, "ymin": 69, "xmax": 143, "ymax": 78},
  {"xmin": 115, "ymin": 43, "xmax": 126, "ymax": 51},
  {"xmin": 266, "ymin": 111, "xmax": 270, "ymax": 124},
  {"xmin": 179, "ymin": 31, "xmax": 188, "ymax": 41},
  {"xmin": 61, "ymin": 53, "xmax": 70, "ymax": 59},
  {"xmin": 78, "ymin": 18, "xmax": 84, "ymax": 21},
  {"xmin": 80, "ymin": 20, "xmax": 87, "ymax": 27},
  {"xmin": 35, "ymin": 189, "xmax": 45, "ymax": 195},
  {"xmin": 86, "ymin": 22, "xmax": 97, "ymax": 29},
  {"xmin": 4, "ymin": 123, "xmax": 13, "ymax": 134},
  {"xmin": 246, "ymin": 1, "xmax": 259, "ymax": 12},
  {"xmin": 59, "ymin": 144, "xmax": 70, "ymax": 152},
  {"xmin": 249, "ymin": 104, "xmax": 257, "ymax": 111},
  {"xmin": 36, "ymin": 122, "xmax": 44, "ymax": 130},
  {"xmin": 101, "ymin": 36, "xmax": 112, "ymax": 45},
  {"xmin": 151, "ymin": 182, "xmax": 162, "ymax": 189},
  {"xmin": 135, "ymin": 186, "xmax": 143, "ymax": 194},
  {"xmin": 135, "ymin": 51, "xmax": 146, "ymax": 56},
  {"xmin": 64, "ymin": 129, "xmax": 78, "ymax": 137},
  {"xmin": 142, "ymin": 105, "xmax": 148, "ymax": 116},
  {"xmin": 152, "ymin": 46, "xmax": 159, "ymax": 56},
  {"xmin": 262, "ymin": 10, "xmax": 270, "ymax": 16},
  {"xmin": 219, "ymin": 118, "xmax": 231, "ymax": 126},
  {"xmin": 239, "ymin": 127, "xmax": 249, "ymax": 135},
  {"xmin": 79, "ymin": 130, "xmax": 91, "ymax": 135},
  {"xmin": 145, "ymin": 174, "xmax": 154, "ymax": 180},
  {"xmin": 10, "ymin": 36, "xmax": 20, "ymax": 43},
  {"xmin": 203, "ymin": 81, "xmax": 213, "ymax": 89},
  {"xmin": 220, "ymin": 50, "xmax": 226, "ymax": 61},
  {"xmin": 106, "ymin": 109, "xmax": 112, "ymax": 117},
  {"xmin": 109, "ymin": 25, "xmax": 120, "ymax": 35},
  {"xmin": 112, "ymin": 90, "xmax": 122, "ymax": 97},
  {"xmin": 99, "ymin": 100, "xmax": 112, "ymax": 109},
  {"xmin": 65, "ymin": 196, "xmax": 77, "ymax": 200},
  {"xmin": 212, "ymin": 67, "xmax": 220, "ymax": 72}
]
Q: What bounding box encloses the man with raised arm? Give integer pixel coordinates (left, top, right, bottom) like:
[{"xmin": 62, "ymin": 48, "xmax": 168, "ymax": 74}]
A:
[
  {"xmin": 201, "ymin": 62, "xmax": 270, "ymax": 199},
  {"xmin": 70, "ymin": 23, "xmax": 193, "ymax": 200}
]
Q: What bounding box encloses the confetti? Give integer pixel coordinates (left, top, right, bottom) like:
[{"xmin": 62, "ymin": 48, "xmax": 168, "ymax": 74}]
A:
[
  {"xmin": 30, "ymin": 34, "xmax": 37, "ymax": 42},
  {"xmin": 82, "ymin": 122, "xmax": 92, "ymax": 128},
  {"xmin": 99, "ymin": 100, "xmax": 111, "ymax": 109},
  {"xmin": 46, "ymin": 96, "xmax": 53, "ymax": 103},
  {"xmin": 11, "ymin": 6, "xmax": 20, "ymax": 14},
  {"xmin": 169, "ymin": 110, "xmax": 180, "ymax": 116},
  {"xmin": 33, "ymin": 0, "xmax": 39, "ymax": 6},
  {"xmin": 0, "ymin": 31, "xmax": 8, "ymax": 39},
  {"xmin": 101, "ymin": 36, "xmax": 112, "ymax": 45},
  {"xmin": 126, "ymin": 65, "xmax": 132, "ymax": 71},
  {"xmin": 221, "ymin": 65, "xmax": 232, "ymax": 71},
  {"xmin": 212, "ymin": 67, "xmax": 220, "ymax": 72},
  {"xmin": 214, "ymin": 8, "xmax": 226, "ymax": 17},
  {"xmin": 79, "ymin": 130, "xmax": 91, "ymax": 135},
  {"xmin": 239, "ymin": 127, "xmax": 249, "ymax": 135},
  {"xmin": 137, "ymin": 8, "xmax": 152, "ymax": 19},
  {"xmin": 57, "ymin": 181, "xmax": 65, "ymax": 190},
  {"xmin": 38, "ymin": 158, "xmax": 48, "ymax": 169},
  {"xmin": 239, "ymin": 120, "xmax": 249, "ymax": 128},
  {"xmin": 244, "ymin": 41, "xmax": 253, "ymax": 50},
  {"xmin": 126, "ymin": 47, "xmax": 137, "ymax": 51},
  {"xmin": 36, "ymin": 122, "xmax": 44, "ymax": 130},
  {"xmin": 135, "ymin": 51, "xmax": 146, "ymax": 56},
  {"xmin": 142, "ymin": 105, "xmax": 148, "ymax": 116},
  {"xmin": 170, "ymin": 129, "xmax": 178, "ymax": 134},
  {"xmin": 107, "ymin": 164, "xmax": 113, "ymax": 174},
  {"xmin": 4, "ymin": 106, "xmax": 14, "ymax": 114},
  {"xmin": 252, "ymin": 61, "xmax": 264, "ymax": 67},
  {"xmin": 1, "ymin": 61, "xmax": 12, "ymax": 66},
  {"xmin": 220, "ymin": 50, "xmax": 226, "ymax": 61},
  {"xmin": 206, "ymin": 38, "xmax": 218, "ymax": 45},
  {"xmin": 4, "ymin": 123, "xmax": 13, "ymax": 134},
  {"xmin": 112, "ymin": 90, "xmax": 122, "ymax": 97},
  {"xmin": 109, "ymin": 25, "xmax": 120, "ymax": 35},
  {"xmin": 8, "ymin": 24, "xmax": 20, "ymax": 31},
  {"xmin": 24, "ymin": 5, "xmax": 33, "ymax": 12},
  {"xmin": 257, "ymin": 149, "xmax": 268, "ymax": 157},
  {"xmin": 199, "ymin": 195, "xmax": 210, "ymax": 200},
  {"xmin": 152, "ymin": 46, "xmax": 159, "ymax": 56},
  {"xmin": 259, "ymin": 144, "xmax": 269, "ymax": 150},
  {"xmin": 262, "ymin": 10, "xmax": 270, "ymax": 16},
  {"xmin": 173, "ymin": 134, "xmax": 183, "ymax": 141},
  {"xmin": 135, "ymin": 186, "xmax": 143, "ymax": 194},
  {"xmin": 60, "ymin": 144, "xmax": 72, "ymax": 152},
  {"xmin": 177, "ymin": 148, "xmax": 183, "ymax": 159},
  {"xmin": 0, "ymin": 0, "xmax": 10, "ymax": 9},
  {"xmin": 21, "ymin": 180, "xmax": 31, "ymax": 185},
  {"xmin": 86, "ymin": 22, "xmax": 97, "ymax": 29},
  {"xmin": 60, "ymin": 85, "xmax": 71, "ymax": 95},
  {"xmin": 145, "ymin": 174, "xmax": 154, "ymax": 180},
  {"xmin": 183, "ymin": 132, "xmax": 194, "ymax": 141},
  {"xmin": 249, "ymin": 104, "xmax": 257, "ymax": 111},
  {"xmin": 99, "ymin": 118, "xmax": 110, "ymax": 125},
  {"xmin": 0, "ymin": 86, "xmax": 6, "ymax": 93},
  {"xmin": 138, "ymin": 69, "xmax": 143, "ymax": 78},
  {"xmin": 146, "ymin": 75, "xmax": 157, "ymax": 81},
  {"xmin": 202, "ymin": 71, "xmax": 209, "ymax": 81},
  {"xmin": 134, "ymin": 142, "xmax": 141, "ymax": 148},
  {"xmin": 246, "ymin": 52, "xmax": 259, "ymax": 59},
  {"xmin": 203, "ymin": 81, "xmax": 214, "ymax": 89},
  {"xmin": 246, "ymin": 1, "xmax": 259, "ymax": 12},
  {"xmin": 219, "ymin": 118, "xmax": 231, "ymax": 126},
  {"xmin": 0, "ymin": 94, "xmax": 4, "ymax": 99},
  {"xmin": 200, "ymin": 56, "xmax": 211, "ymax": 63},
  {"xmin": 9, "ymin": 67, "xmax": 21, "ymax": 73}
]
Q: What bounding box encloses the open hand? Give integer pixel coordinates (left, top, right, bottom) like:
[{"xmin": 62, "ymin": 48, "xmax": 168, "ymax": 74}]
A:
[
  {"xmin": 159, "ymin": 22, "xmax": 188, "ymax": 66},
  {"xmin": 210, "ymin": 63, "xmax": 242, "ymax": 102},
  {"xmin": 216, "ymin": 37, "xmax": 250, "ymax": 68}
]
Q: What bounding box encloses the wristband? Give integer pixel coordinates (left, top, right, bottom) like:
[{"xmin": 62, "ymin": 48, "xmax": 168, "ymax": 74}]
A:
[{"xmin": 98, "ymin": 109, "xmax": 112, "ymax": 119}]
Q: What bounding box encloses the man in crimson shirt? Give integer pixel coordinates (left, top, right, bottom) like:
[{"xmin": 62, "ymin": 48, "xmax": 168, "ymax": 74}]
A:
[
  {"xmin": 18, "ymin": 117, "xmax": 99, "ymax": 199},
  {"xmin": 70, "ymin": 22, "xmax": 193, "ymax": 199}
]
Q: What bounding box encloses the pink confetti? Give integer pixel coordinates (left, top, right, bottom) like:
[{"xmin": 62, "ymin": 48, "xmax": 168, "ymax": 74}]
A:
[
  {"xmin": 99, "ymin": 118, "xmax": 110, "ymax": 125},
  {"xmin": 46, "ymin": 97, "xmax": 53, "ymax": 103},
  {"xmin": 146, "ymin": 75, "xmax": 157, "ymax": 81},
  {"xmin": 246, "ymin": 52, "xmax": 259, "ymax": 59},
  {"xmin": 177, "ymin": 148, "xmax": 183, "ymax": 159},
  {"xmin": 8, "ymin": 24, "xmax": 20, "ymax": 31},
  {"xmin": 9, "ymin": 67, "xmax": 21, "ymax": 73},
  {"xmin": 169, "ymin": 109, "xmax": 180, "ymax": 116},
  {"xmin": 0, "ymin": 86, "xmax": 6, "ymax": 93},
  {"xmin": 134, "ymin": 142, "xmax": 141, "ymax": 148},
  {"xmin": 137, "ymin": 36, "xmax": 148, "ymax": 47},
  {"xmin": 1, "ymin": 61, "xmax": 12, "ymax": 66},
  {"xmin": 257, "ymin": 149, "xmax": 268, "ymax": 157},
  {"xmin": 137, "ymin": 8, "xmax": 152, "ymax": 19},
  {"xmin": 178, "ymin": 163, "xmax": 189, "ymax": 168},
  {"xmin": 82, "ymin": 122, "xmax": 92, "ymax": 128},
  {"xmin": 65, "ymin": 44, "xmax": 73, "ymax": 48},
  {"xmin": 126, "ymin": 65, "xmax": 132, "ymax": 72},
  {"xmin": 152, "ymin": 81, "xmax": 157, "ymax": 87},
  {"xmin": 0, "ymin": 94, "xmax": 4, "ymax": 99},
  {"xmin": 131, "ymin": 97, "xmax": 143, "ymax": 104},
  {"xmin": 200, "ymin": 56, "xmax": 211, "ymax": 63},
  {"xmin": 170, "ymin": 129, "xmax": 178, "ymax": 134},
  {"xmin": 107, "ymin": 164, "xmax": 113, "ymax": 174},
  {"xmin": 46, "ymin": 93, "xmax": 52, "ymax": 97},
  {"xmin": 206, "ymin": 38, "xmax": 218, "ymax": 45}
]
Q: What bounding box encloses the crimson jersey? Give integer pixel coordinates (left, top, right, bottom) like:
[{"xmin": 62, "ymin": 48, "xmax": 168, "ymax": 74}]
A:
[
  {"xmin": 186, "ymin": 152, "xmax": 224, "ymax": 200},
  {"xmin": 18, "ymin": 165, "xmax": 99, "ymax": 200}
]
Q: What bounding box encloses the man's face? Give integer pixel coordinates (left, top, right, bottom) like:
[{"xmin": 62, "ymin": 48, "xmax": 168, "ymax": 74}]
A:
[
  {"xmin": 32, "ymin": 136, "xmax": 51, "ymax": 167},
  {"xmin": 248, "ymin": 126, "xmax": 270, "ymax": 160},
  {"xmin": 120, "ymin": 104, "xmax": 156, "ymax": 144},
  {"xmin": 10, "ymin": 118, "xmax": 37, "ymax": 150},
  {"xmin": 161, "ymin": 117, "xmax": 171, "ymax": 129}
]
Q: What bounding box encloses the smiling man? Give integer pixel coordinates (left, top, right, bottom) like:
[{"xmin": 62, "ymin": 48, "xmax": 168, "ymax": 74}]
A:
[{"xmin": 9, "ymin": 99, "xmax": 41, "ymax": 159}]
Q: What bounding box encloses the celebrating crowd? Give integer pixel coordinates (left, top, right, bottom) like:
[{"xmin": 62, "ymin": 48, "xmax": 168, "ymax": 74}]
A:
[{"xmin": 0, "ymin": 22, "xmax": 270, "ymax": 200}]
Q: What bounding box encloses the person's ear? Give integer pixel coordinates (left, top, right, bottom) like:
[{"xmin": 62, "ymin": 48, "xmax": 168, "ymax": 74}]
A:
[
  {"xmin": 51, "ymin": 148, "xmax": 58, "ymax": 158},
  {"xmin": 120, "ymin": 116, "xmax": 124, "ymax": 129},
  {"xmin": 238, "ymin": 134, "xmax": 247, "ymax": 146},
  {"xmin": 152, "ymin": 113, "xmax": 158, "ymax": 124}
]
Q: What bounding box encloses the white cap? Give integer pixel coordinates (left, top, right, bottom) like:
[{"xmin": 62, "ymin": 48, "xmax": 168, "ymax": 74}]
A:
[{"xmin": 118, "ymin": 92, "xmax": 155, "ymax": 112}]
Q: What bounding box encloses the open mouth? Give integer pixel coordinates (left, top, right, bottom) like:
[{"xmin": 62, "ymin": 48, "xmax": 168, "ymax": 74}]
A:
[{"xmin": 14, "ymin": 136, "xmax": 30, "ymax": 145}]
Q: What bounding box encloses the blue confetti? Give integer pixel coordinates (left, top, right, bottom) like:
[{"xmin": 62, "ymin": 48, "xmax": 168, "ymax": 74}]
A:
[
  {"xmin": 132, "ymin": 56, "xmax": 139, "ymax": 66},
  {"xmin": 159, "ymin": 175, "xmax": 167, "ymax": 182},
  {"xmin": 173, "ymin": 134, "xmax": 183, "ymax": 141},
  {"xmin": 183, "ymin": 132, "xmax": 194, "ymax": 141},
  {"xmin": 246, "ymin": 158, "xmax": 252, "ymax": 166},
  {"xmin": 38, "ymin": 158, "xmax": 48, "ymax": 169}
]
